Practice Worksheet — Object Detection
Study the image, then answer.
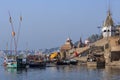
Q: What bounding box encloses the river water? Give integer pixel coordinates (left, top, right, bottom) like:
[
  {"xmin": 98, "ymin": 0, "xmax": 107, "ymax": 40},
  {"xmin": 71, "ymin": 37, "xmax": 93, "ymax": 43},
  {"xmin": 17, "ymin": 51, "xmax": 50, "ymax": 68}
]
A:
[{"xmin": 0, "ymin": 64, "xmax": 120, "ymax": 80}]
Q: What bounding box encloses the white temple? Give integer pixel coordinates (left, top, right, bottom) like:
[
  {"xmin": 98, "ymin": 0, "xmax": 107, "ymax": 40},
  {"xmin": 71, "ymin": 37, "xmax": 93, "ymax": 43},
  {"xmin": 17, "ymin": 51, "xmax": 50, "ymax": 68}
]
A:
[{"xmin": 102, "ymin": 9, "xmax": 115, "ymax": 38}]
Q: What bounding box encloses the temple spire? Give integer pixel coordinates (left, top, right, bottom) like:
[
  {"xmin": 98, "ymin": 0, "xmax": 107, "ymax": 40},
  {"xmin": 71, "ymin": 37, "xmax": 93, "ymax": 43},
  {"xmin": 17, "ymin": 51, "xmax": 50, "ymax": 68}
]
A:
[
  {"xmin": 103, "ymin": 0, "xmax": 114, "ymax": 27},
  {"xmin": 77, "ymin": 37, "xmax": 83, "ymax": 48},
  {"xmin": 104, "ymin": 11, "xmax": 113, "ymax": 27},
  {"xmin": 102, "ymin": 0, "xmax": 115, "ymax": 38}
]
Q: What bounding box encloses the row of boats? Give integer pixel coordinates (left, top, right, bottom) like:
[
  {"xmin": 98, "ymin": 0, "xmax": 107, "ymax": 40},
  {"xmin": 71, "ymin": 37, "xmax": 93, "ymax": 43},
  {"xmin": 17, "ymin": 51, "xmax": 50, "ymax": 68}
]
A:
[
  {"xmin": 3, "ymin": 54, "xmax": 46, "ymax": 68},
  {"xmin": 3, "ymin": 54, "xmax": 78, "ymax": 69}
]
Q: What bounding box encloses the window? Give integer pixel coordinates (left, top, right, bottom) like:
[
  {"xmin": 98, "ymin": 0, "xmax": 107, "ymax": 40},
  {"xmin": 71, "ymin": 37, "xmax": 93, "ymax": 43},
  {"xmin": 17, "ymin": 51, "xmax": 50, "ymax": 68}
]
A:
[{"xmin": 104, "ymin": 30, "xmax": 106, "ymax": 32}]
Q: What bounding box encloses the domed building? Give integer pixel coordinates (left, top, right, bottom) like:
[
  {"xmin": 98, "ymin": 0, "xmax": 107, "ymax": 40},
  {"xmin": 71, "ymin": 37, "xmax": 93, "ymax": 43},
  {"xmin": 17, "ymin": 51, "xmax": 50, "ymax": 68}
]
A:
[
  {"xmin": 60, "ymin": 37, "xmax": 73, "ymax": 52},
  {"xmin": 60, "ymin": 37, "xmax": 74, "ymax": 60}
]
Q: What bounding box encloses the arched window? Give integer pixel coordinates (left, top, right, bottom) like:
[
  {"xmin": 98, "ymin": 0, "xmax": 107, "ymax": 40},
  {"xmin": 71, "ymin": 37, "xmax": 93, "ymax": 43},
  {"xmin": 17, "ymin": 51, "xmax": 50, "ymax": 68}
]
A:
[{"xmin": 104, "ymin": 30, "xmax": 106, "ymax": 32}]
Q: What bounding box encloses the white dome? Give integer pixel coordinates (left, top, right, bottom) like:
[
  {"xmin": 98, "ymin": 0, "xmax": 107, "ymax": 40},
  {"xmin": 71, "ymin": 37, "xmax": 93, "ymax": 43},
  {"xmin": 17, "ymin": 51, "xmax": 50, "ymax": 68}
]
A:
[{"xmin": 85, "ymin": 39, "xmax": 90, "ymax": 44}]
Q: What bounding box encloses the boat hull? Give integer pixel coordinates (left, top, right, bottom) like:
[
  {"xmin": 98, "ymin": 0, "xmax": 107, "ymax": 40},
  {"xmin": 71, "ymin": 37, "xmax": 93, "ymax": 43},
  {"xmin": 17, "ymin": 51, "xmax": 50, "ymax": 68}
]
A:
[
  {"xmin": 56, "ymin": 61, "xmax": 70, "ymax": 65},
  {"xmin": 56, "ymin": 59, "xmax": 78, "ymax": 65},
  {"xmin": 7, "ymin": 62, "xmax": 17, "ymax": 68},
  {"xmin": 28, "ymin": 62, "xmax": 46, "ymax": 68}
]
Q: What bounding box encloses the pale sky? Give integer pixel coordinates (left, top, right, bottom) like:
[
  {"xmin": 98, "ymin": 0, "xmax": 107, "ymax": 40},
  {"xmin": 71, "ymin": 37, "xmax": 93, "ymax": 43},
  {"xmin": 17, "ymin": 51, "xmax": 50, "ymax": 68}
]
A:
[{"xmin": 0, "ymin": 0, "xmax": 120, "ymax": 50}]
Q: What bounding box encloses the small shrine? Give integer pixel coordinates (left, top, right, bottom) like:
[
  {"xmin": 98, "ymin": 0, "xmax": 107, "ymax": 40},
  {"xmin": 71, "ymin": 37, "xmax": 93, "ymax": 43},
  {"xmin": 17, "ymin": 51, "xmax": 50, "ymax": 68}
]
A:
[{"xmin": 60, "ymin": 37, "xmax": 73, "ymax": 52}]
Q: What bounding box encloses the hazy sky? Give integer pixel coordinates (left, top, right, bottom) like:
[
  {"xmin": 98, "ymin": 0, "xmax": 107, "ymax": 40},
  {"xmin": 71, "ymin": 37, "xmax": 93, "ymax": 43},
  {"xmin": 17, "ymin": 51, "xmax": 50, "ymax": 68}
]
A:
[{"xmin": 0, "ymin": 0, "xmax": 120, "ymax": 50}]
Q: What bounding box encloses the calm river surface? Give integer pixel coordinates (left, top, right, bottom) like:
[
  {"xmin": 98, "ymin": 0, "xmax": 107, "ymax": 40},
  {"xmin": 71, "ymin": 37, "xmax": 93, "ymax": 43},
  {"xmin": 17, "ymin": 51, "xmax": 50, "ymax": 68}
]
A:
[{"xmin": 0, "ymin": 64, "xmax": 120, "ymax": 80}]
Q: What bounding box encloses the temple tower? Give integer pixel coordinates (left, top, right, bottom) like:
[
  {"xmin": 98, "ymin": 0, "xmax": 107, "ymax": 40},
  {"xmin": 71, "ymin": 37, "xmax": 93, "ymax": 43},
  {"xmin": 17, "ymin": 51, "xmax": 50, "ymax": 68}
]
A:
[
  {"xmin": 60, "ymin": 37, "xmax": 74, "ymax": 59},
  {"xmin": 60, "ymin": 37, "xmax": 73, "ymax": 52},
  {"xmin": 77, "ymin": 37, "xmax": 83, "ymax": 48},
  {"xmin": 102, "ymin": 8, "xmax": 115, "ymax": 38}
]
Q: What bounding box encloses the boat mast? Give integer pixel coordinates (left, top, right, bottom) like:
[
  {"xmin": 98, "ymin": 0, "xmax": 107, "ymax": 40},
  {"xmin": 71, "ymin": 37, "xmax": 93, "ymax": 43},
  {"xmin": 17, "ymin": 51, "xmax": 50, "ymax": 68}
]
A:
[
  {"xmin": 16, "ymin": 14, "xmax": 22, "ymax": 50},
  {"xmin": 8, "ymin": 12, "xmax": 17, "ymax": 55}
]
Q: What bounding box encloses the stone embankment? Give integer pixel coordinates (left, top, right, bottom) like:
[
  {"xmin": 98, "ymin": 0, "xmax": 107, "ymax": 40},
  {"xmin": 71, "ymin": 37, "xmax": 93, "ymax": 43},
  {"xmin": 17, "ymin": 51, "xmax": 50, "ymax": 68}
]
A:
[{"xmin": 74, "ymin": 38, "xmax": 108, "ymax": 62}]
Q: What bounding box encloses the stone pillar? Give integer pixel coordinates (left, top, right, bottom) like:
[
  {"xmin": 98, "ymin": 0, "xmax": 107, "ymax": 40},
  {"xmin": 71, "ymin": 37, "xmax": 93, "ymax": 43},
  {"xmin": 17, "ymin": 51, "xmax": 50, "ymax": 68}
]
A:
[{"xmin": 60, "ymin": 51, "xmax": 66, "ymax": 60}]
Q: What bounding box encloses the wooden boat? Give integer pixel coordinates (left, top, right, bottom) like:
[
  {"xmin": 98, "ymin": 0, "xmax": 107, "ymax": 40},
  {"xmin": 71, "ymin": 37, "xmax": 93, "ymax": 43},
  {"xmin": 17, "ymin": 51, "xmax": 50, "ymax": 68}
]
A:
[
  {"xmin": 56, "ymin": 59, "xmax": 78, "ymax": 65},
  {"xmin": 69, "ymin": 59, "xmax": 78, "ymax": 65},
  {"xmin": 4, "ymin": 55, "xmax": 17, "ymax": 68},
  {"xmin": 4, "ymin": 55, "xmax": 28, "ymax": 68},
  {"xmin": 28, "ymin": 60, "xmax": 46, "ymax": 67},
  {"xmin": 27, "ymin": 55, "xmax": 46, "ymax": 68},
  {"xmin": 16, "ymin": 58, "xmax": 28, "ymax": 68},
  {"xmin": 56, "ymin": 60, "xmax": 70, "ymax": 65},
  {"xmin": 6, "ymin": 59, "xmax": 17, "ymax": 68}
]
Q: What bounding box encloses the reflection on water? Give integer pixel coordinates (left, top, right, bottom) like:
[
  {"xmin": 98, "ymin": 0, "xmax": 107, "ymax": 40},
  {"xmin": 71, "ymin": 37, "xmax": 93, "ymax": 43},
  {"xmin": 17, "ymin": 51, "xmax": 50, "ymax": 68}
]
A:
[
  {"xmin": 1, "ymin": 65, "xmax": 120, "ymax": 80},
  {"xmin": 4, "ymin": 67, "xmax": 28, "ymax": 74},
  {"xmin": 56, "ymin": 65, "xmax": 81, "ymax": 72},
  {"xmin": 6, "ymin": 68, "xmax": 17, "ymax": 73},
  {"xmin": 104, "ymin": 66, "xmax": 120, "ymax": 80},
  {"xmin": 4, "ymin": 67, "xmax": 46, "ymax": 74}
]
